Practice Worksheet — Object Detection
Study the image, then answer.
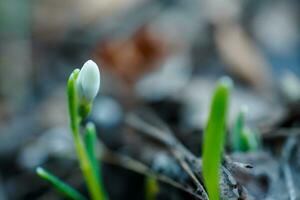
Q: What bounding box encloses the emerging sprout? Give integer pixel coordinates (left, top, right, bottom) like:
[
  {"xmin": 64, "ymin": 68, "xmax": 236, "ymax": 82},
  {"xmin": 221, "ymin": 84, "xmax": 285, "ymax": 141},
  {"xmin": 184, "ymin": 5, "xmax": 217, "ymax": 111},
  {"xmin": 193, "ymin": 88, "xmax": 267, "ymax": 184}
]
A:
[
  {"xmin": 202, "ymin": 77, "xmax": 232, "ymax": 200},
  {"xmin": 232, "ymin": 106, "xmax": 260, "ymax": 152},
  {"xmin": 77, "ymin": 60, "xmax": 100, "ymax": 102}
]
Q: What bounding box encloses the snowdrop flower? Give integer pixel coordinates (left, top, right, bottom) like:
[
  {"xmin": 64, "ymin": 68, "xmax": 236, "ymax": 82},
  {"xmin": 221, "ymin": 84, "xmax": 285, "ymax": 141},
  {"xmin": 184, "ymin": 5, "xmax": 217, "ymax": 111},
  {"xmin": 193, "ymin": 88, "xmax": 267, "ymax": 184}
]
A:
[{"xmin": 77, "ymin": 60, "xmax": 100, "ymax": 102}]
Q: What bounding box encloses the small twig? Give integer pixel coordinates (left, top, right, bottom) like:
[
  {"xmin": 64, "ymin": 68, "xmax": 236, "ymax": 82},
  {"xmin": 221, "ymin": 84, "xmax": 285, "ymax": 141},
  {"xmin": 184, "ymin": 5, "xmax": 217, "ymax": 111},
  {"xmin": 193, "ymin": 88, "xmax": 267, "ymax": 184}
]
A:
[
  {"xmin": 126, "ymin": 113, "xmax": 208, "ymax": 199},
  {"xmin": 126, "ymin": 112, "xmax": 249, "ymax": 199},
  {"xmin": 262, "ymin": 128, "xmax": 300, "ymax": 139},
  {"xmin": 171, "ymin": 149, "xmax": 208, "ymax": 199},
  {"xmin": 101, "ymin": 148, "xmax": 205, "ymax": 199},
  {"xmin": 126, "ymin": 113, "xmax": 176, "ymax": 146}
]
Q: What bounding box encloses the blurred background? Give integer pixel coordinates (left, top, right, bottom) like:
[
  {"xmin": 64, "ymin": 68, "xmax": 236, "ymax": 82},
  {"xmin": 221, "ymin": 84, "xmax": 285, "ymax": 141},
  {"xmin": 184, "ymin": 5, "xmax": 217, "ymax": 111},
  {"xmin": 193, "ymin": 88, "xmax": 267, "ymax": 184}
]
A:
[{"xmin": 1, "ymin": 0, "xmax": 300, "ymax": 199}]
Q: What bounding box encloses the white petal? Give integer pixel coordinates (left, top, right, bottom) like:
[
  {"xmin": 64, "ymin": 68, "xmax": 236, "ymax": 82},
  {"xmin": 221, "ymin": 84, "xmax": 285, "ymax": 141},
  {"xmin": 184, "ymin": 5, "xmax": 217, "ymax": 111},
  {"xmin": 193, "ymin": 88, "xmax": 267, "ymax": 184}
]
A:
[{"xmin": 77, "ymin": 60, "xmax": 100, "ymax": 101}]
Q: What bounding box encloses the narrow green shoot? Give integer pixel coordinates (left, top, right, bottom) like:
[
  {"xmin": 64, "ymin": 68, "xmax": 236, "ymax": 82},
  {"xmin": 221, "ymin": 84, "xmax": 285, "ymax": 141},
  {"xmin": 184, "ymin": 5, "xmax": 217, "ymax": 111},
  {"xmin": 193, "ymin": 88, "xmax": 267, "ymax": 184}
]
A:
[
  {"xmin": 232, "ymin": 108, "xmax": 246, "ymax": 152},
  {"xmin": 242, "ymin": 128, "xmax": 260, "ymax": 151},
  {"xmin": 232, "ymin": 107, "xmax": 260, "ymax": 152},
  {"xmin": 36, "ymin": 167, "xmax": 87, "ymax": 200},
  {"xmin": 202, "ymin": 77, "xmax": 232, "ymax": 200}
]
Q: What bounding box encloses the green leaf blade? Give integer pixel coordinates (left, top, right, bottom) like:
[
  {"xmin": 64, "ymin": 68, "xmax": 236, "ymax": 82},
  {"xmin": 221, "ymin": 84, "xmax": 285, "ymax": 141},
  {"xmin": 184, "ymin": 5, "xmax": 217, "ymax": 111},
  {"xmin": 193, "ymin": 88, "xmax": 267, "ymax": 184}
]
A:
[
  {"xmin": 36, "ymin": 167, "xmax": 87, "ymax": 200},
  {"xmin": 67, "ymin": 69, "xmax": 80, "ymax": 134},
  {"xmin": 202, "ymin": 77, "xmax": 232, "ymax": 200},
  {"xmin": 84, "ymin": 122, "xmax": 108, "ymax": 200},
  {"xmin": 84, "ymin": 122, "xmax": 100, "ymax": 180}
]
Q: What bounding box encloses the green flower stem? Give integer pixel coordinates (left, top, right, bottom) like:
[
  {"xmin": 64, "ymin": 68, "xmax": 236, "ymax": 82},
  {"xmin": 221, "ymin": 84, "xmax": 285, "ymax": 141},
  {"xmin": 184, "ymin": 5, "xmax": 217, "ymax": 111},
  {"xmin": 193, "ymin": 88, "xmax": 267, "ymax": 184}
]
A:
[
  {"xmin": 67, "ymin": 69, "xmax": 106, "ymax": 200},
  {"xmin": 202, "ymin": 77, "xmax": 232, "ymax": 200},
  {"xmin": 36, "ymin": 167, "xmax": 87, "ymax": 200}
]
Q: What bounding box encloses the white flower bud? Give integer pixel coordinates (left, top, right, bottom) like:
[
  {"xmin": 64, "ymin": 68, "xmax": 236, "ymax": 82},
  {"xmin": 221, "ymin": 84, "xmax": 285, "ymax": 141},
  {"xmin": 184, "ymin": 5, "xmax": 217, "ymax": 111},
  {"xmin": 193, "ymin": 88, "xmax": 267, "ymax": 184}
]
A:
[{"xmin": 77, "ymin": 60, "xmax": 100, "ymax": 101}]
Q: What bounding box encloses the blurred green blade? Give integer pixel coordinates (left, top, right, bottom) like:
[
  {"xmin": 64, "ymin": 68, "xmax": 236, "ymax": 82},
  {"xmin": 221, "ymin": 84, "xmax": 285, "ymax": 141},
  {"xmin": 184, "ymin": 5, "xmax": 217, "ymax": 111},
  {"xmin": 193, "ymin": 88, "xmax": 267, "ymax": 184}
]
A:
[
  {"xmin": 232, "ymin": 107, "xmax": 260, "ymax": 152},
  {"xmin": 145, "ymin": 175, "xmax": 159, "ymax": 200},
  {"xmin": 202, "ymin": 77, "xmax": 232, "ymax": 200},
  {"xmin": 242, "ymin": 128, "xmax": 260, "ymax": 152},
  {"xmin": 36, "ymin": 167, "xmax": 87, "ymax": 200},
  {"xmin": 232, "ymin": 110, "xmax": 246, "ymax": 152}
]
